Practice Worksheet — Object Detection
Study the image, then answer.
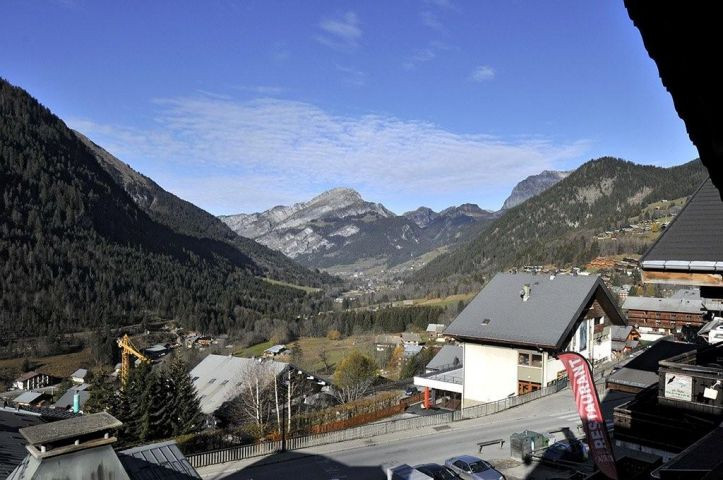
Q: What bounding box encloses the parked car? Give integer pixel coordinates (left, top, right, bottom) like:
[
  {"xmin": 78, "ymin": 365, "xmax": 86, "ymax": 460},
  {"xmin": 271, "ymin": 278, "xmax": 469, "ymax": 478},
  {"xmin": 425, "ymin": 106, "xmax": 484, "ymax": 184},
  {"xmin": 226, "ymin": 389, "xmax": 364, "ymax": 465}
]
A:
[
  {"xmin": 415, "ymin": 463, "xmax": 461, "ymax": 480},
  {"xmin": 541, "ymin": 440, "xmax": 589, "ymax": 463},
  {"xmin": 444, "ymin": 455, "xmax": 505, "ymax": 480},
  {"xmin": 405, "ymin": 385, "xmax": 419, "ymax": 396},
  {"xmin": 387, "ymin": 464, "xmax": 433, "ymax": 480}
]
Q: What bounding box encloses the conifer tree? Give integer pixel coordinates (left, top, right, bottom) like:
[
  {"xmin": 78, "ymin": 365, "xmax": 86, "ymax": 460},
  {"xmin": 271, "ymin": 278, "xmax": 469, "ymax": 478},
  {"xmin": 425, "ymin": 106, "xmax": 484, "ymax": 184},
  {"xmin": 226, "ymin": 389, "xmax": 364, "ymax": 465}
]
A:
[{"xmin": 168, "ymin": 358, "xmax": 202, "ymax": 435}]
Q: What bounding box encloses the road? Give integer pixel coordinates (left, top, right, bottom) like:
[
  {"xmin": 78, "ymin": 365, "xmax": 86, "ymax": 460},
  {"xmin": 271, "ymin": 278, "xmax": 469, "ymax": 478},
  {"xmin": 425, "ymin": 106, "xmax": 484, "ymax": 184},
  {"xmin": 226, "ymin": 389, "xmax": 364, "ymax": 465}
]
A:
[{"xmin": 198, "ymin": 388, "xmax": 631, "ymax": 480}]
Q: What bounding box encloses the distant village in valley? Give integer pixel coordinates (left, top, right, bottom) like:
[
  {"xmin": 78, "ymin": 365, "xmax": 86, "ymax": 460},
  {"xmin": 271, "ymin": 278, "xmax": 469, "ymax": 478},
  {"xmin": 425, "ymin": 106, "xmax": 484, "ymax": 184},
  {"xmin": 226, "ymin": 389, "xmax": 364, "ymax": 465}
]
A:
[
  {"xmin": 3, "ymin": 2, "xmax": 723, "ymax": 479},
  {"xmin": 3, "ymin": 177, "xmax": 723, "ymax": 478}
]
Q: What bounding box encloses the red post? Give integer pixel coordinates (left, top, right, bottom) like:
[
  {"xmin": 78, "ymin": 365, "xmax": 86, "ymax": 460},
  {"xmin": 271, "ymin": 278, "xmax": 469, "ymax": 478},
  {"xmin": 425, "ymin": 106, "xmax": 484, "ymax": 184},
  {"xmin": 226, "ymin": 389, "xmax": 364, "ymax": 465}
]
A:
[{"xmin": 424, "ymin": 387, "xmax": 431, "ymax": 409}]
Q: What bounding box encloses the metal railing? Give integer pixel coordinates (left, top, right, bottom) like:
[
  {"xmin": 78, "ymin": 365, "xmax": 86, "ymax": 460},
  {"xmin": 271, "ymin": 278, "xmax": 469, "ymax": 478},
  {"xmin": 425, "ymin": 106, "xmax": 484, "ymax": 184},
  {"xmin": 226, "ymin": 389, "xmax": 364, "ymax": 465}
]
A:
[{"xmin": 187, "ymin": 378, "xmax": 569, "ymax": 468}]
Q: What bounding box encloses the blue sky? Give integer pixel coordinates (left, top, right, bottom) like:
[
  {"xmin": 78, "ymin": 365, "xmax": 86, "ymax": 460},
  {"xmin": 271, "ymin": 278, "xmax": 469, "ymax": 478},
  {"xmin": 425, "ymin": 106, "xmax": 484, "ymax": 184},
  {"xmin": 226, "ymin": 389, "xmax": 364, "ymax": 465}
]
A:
[{"xmin": 2, "ymin": 0, "xmax": 698, "ymax": 215}]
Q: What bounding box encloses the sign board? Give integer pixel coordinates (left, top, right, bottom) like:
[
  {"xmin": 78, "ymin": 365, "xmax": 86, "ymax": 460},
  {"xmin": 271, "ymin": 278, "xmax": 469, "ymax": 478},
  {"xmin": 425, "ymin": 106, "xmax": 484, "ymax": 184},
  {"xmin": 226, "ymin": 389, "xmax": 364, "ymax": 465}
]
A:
[
  {"xmin": 664, "ymin": 373, "xmax": 692, "ymax": 401},
  {"xmin": 704, "ymin": 387, "xmax": 719, "ymax": 400},
  {"xmin": 558, "ymin": 352, "xmax": 618, "ymax": 479}
]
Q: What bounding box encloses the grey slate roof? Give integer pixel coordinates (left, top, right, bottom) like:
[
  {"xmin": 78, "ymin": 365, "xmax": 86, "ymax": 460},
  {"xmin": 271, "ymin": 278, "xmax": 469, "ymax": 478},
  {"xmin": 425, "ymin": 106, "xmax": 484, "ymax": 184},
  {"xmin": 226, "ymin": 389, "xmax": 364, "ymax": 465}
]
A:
[
  {"xmin": 401, "ymin": 332, "xmax": 422, "ymax": 343},
  {"xmin": 264, "ymin": 344, "xmax": 286, "ymax": 354},
  {"xmin": 444, "ymin": 273, "xmax": 625, "ymax": 350},
  {"xmin": 0, "ymin": 410, "xmax": 44, "ymax": 478},
  {"xmin": 71, "ymin": 368, "xmax": 88, "ymax": 379},
  {"xmin": 642, "ymin": 177, "xmax": 723, "ymax": 270},
  {"xmin": 425, "ymin": 345, "xmax": 463, "ymax": 371},
  {"xmin": 13, "ymin": 392, "xmax": 44, "ymax": 405},
  {"xmin": 190, "ymin": 354, "xmax": 288, "ymax": 414},
  {"xmin": 426, "ymin": 323, "xmax": 446, "ymax": 333},
  {"xmin": 607, "ymin": 339, "xmax": 697, "ymax": 390},
  {"xmin": 403, "ymin": 345, "xmax": 423, "ymax": 357},
  {"xmin": 610, "ymin": 325, "xmax": 634, "ymax": 342},
  {"xmin": 52, "ymin": 388, "xmax": 90, "ymax": 410},
  {"xmin": 652, "ymin": 422, "xmax": 723, "ymax": 477},
  {"xmin": 622, "ymin": 295, "xmax": 704, "ymax": 314},
  {"xmin": 119, "ymin": 440, "xmax": 201, "ymax": 479},
  {"xmin": 19, "ymin": 411, "xmax": 122, "ymax": 446}
]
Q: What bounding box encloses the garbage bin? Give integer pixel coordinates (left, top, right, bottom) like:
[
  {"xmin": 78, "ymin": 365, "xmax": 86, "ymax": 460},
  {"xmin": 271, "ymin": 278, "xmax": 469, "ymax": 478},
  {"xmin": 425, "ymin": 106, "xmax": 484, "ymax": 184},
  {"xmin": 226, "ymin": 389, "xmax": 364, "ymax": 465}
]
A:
[{"xmin": 510, "ymin": 430, "xmax": 549, "ymax": 461}]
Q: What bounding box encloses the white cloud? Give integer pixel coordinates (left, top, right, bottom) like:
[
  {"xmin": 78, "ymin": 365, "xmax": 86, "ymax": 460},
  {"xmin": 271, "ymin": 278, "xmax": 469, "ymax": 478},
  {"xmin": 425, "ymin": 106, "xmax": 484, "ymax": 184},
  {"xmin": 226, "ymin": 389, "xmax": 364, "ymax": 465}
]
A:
[
  {"xmin": 335, "ymin": 65, "xmax": 366, "ymax": 87},
  {"xmin": 420, "ymin": 11, "xmax": 444, "ymax": 31},
  {"xmin": 236, "ymin": 85, "xmax": 287, "ymax": 96},
  {"xmin": 316, "ymin": 11, "xmax": 362, "ymax": 51},
  {"xmin": 70, "ymin": 95, "xmax": 589, "ymax": 213},
  {"xmin": 403, "ymin": 41, "xmax": 449, "ymax": 70},
  {"xmin": 470, "ymin": 65, "xmax": 495, "ymax": 82}
]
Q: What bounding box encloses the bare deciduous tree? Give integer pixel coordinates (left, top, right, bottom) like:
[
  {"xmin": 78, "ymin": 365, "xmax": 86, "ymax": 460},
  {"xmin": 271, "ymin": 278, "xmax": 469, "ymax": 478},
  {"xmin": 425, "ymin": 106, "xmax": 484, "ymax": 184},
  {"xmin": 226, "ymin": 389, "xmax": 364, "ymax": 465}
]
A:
[{"xmin": 232, "ymin": 361, "xmax": 275, "ymax": 431}]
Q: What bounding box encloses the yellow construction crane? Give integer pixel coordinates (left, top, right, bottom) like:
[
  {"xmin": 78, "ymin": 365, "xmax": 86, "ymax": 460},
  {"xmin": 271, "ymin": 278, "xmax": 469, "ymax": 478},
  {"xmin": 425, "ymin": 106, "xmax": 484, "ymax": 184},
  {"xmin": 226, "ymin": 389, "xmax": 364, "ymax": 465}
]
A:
[{"xmin": 117, "ymin": 334, "xmax": 149, "ymax": 385}]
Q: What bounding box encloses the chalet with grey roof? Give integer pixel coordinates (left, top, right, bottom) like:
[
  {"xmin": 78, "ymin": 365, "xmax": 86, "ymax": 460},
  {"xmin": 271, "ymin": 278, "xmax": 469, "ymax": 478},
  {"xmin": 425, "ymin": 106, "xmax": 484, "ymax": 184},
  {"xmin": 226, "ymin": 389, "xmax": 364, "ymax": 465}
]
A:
[
  {"xmin": 641, "ymin": 177, "xmax": 723, "ymax": 289},
  {"xmin": 623, "ymin": 295, "xmax": 706, "ymax": 341},
  {"xmin": 70, "ymin": 369, "xmax": 88, "ymax": 384},
  {"xmin": 443, "ymin": 272, "xmax": 626, "ymax": 407},
  {"xmin": 13, "ymin": 372, "xmax": 53, "ymax": 391}
]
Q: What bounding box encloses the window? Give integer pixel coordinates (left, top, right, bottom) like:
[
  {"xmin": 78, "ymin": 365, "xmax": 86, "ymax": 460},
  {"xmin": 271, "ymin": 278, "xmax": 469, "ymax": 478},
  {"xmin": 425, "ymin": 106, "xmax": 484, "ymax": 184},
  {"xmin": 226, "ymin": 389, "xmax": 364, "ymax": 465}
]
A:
[
  {"xmin": 579, "ymin": 323, "xmax": 588, "ymax": 352},
  {"xmin": 469, "ymin": 461, "xmax": 490, "ymax": 473},
  {"xmin": 453, "ymin": 460, "xmax": 466, "ymax": 470},
  {"xmin": 519, "ymin": 352, "xmax": 542, "ymax": 368},
  {"xmin": 531, "ymin": 354, "xmax": 542, "ymax": 367}
]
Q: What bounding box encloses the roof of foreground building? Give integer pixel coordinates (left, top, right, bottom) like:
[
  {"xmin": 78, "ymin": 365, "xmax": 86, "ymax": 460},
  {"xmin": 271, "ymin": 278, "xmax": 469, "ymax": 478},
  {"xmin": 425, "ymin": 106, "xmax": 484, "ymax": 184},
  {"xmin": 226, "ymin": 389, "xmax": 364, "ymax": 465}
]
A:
[{"xmin": 445, "ymin": 273, "xmax": 625, "ymax": 350}]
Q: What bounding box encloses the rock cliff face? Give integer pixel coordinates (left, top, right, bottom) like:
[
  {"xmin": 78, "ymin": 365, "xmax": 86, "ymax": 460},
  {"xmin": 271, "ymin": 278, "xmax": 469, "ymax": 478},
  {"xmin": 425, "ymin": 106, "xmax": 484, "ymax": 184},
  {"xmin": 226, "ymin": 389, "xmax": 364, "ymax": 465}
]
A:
[
  {"xmin": 220, "ymin": 188, "xmax": 394, "ymax": 258},
  {"xmin": 220, "ymin": 190, "xmax": 496, "ymax": 269},
  {"xmin": 403, "ymin": 207, "xmax": 439, "ymax": 228},
  {"xmin": 501, "ymin": 170, "xmax": 570, "ymax": 210}
]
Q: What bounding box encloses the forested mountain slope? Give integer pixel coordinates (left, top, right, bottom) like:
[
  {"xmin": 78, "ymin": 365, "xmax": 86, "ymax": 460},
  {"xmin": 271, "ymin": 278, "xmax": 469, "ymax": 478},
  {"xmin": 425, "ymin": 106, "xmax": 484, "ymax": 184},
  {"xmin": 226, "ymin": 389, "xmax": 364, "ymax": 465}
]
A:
[
  {"xmin": 414, "ymin": 157, "xmax": 707, "ymax": 285},
  {"xmin": 0, "ymin": 78, "xmax": 325, "ymax": 339},
  {"xmin": 77, "ymin": 133, "xmax": 333, "ymax": 287}
]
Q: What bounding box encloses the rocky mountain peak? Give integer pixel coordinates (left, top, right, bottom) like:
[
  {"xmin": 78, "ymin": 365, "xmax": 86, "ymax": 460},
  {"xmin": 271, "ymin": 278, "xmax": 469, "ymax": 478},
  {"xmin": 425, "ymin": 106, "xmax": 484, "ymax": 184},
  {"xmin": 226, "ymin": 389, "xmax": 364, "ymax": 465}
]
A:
[
  {"xmin": 403, "ymin": 206, "xmax": 439, "ymax": 228},
  {"xmin": 312, "ymin": 187, "xmax": 363, "ymax": 203},
  {"xmin": 501, "ymin": 170, "xmax": 570, "ymax": 210}
]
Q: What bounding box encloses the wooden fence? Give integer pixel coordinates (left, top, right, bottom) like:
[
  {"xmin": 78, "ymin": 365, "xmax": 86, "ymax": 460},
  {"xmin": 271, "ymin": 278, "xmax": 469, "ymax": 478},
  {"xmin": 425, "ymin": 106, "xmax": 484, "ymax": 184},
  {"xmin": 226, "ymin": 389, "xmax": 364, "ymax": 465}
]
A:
[{"xmin": 188, "ymin": 378, "xmax": 568, "ymax": 468}]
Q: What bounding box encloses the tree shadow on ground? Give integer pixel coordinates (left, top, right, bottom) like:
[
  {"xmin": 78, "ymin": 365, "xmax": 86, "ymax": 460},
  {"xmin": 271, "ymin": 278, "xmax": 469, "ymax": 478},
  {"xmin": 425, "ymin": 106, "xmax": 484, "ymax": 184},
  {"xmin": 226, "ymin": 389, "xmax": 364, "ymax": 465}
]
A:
[
  {"xmin": 216, "ymin": 450, "xmax": 387, "ymax": 480},
  {"xmin": 521, "ymin": 390, "xmax": 646, "ymax": 479}
]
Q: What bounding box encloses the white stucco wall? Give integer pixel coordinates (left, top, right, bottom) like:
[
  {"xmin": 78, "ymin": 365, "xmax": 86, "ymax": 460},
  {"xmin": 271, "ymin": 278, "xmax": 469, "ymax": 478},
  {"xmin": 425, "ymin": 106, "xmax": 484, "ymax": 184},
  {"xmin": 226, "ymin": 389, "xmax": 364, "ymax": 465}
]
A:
[
  {"xmin": 592, "ymin": 326, "xmax": 612, "ymax": 363},
  {"xmin": 544, "ymin": 316, "xmax": 612, "ymax": 383},
  {"xmin": 462, "ymin": 343, "xmax": 518, "ymax": 407}
]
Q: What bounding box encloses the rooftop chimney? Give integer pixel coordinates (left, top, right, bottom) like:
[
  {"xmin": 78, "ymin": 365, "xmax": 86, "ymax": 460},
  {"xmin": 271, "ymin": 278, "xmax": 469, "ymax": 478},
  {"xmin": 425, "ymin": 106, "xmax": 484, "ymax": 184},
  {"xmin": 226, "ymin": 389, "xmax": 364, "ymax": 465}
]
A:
[{"xmin": 19, "ymin": 412, "xmax": 122, "ymax": 459}]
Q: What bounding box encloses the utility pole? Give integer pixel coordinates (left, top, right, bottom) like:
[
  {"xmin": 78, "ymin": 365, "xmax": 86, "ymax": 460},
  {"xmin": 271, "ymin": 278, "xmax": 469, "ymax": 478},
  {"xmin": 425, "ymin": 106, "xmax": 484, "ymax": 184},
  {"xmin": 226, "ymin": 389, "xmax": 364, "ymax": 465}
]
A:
[{"xmin": 287, "ymin": 369, "xmax": 292, "ymax": 435}]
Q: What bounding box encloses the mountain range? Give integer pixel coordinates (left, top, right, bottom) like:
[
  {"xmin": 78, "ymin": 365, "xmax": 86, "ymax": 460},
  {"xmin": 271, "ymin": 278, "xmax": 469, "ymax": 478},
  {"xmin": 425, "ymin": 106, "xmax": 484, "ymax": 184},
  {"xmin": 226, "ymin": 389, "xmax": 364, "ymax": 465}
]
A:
[
  {"xmin": 414, "ymin": 157, "xmax": 707, "ymax": 285},
  {"xmin": 220, "ymin": 189, "xmax": 499, "ymax": 271},
  {"xmin": 219, "ymin": 169, "xmax": 570, "ymax": 272}
]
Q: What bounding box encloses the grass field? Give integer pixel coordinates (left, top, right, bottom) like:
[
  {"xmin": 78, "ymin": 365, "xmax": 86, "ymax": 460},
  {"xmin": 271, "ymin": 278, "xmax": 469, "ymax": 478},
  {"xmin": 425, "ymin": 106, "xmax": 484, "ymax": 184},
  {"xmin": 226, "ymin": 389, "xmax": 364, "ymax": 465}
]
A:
[
  {"xmin": 235, "ymin": 335, "xmax": 379, "ymax": 374},
  {"xmin": 294, "ymin": 335, "xmax": 378, "ymax": 373},
  {"xmin": 260, "ymin": 277, "xmax": 321, "ymax": 294},
  {"xmin": 416, "ymin": 292, "xmax": 476, "ymax": 307},
  {"xmin": 0, "ymin": 347, "xmax": 94, "ymax": 390},
  {"xmin": 234, "ymin": 340, "xmax": 274, "ymax": 358}
]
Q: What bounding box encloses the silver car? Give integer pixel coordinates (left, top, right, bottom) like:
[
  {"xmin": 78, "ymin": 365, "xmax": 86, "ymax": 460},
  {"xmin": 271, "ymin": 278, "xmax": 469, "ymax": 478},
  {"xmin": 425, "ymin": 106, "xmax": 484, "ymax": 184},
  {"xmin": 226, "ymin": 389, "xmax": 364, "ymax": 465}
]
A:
[{"xmin": 444, "ymin": 455, "xmax": 505, "ymax": 480}]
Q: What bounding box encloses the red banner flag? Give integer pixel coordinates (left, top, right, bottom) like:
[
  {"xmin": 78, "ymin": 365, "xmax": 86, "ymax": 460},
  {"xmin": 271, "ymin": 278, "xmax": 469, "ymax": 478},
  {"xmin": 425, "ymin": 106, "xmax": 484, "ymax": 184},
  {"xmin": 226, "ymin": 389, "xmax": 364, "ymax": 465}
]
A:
[{"xmin": 558, "ymin": 352, "xmax": 618, "ymax": 480}]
